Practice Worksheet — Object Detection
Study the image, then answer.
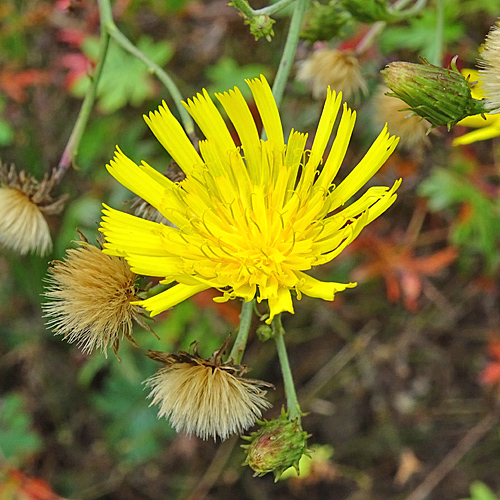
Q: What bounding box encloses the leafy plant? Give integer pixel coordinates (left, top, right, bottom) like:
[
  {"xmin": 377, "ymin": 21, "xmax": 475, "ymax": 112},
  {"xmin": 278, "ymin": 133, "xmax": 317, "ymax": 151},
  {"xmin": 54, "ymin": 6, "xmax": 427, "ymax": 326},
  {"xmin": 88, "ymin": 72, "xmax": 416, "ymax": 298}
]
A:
[{"xmin": 72, "ymin": 35, "xmax": 173, "ymax": 113}]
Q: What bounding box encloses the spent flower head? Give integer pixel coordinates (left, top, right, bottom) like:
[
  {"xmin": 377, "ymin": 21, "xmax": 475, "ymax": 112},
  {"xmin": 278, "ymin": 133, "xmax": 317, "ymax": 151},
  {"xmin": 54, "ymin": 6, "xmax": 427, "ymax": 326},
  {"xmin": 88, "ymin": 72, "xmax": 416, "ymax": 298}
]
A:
[
  {"xmin": 382, "ymin": 58, "xmax": 488, "ymax": 130},
  {"xmin": 146, "ymin": 339, "xmax": 273, "ymax": 440},
  {"xmin": 0, "ymin": 163, "xmax": 66, "ymax": 256},
  {"xmin": 100, "ymin": 75, "xmax": 400, "ymax": 324},
  {"xmin": 479, "ymin": 19, "xmax": 500, "ymax": 112},
  {"xmin": 297, "ymin": 48, "xmax": 367, "ymax": 101},
  {"xmin": 43, "ymin": 233, "xmax": 154, "ymax": 358}
]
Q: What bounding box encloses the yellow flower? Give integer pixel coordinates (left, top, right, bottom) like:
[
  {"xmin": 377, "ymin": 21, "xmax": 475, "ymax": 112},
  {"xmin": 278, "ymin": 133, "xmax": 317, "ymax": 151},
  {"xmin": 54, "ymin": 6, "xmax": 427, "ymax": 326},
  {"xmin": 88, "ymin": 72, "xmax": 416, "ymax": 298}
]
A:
[
  {"xmin": 453, "ymin": 69, "xmax": 500, "ymax": 146},
  {"xmin": 100, "ymin": 75, "xmax": 400, "ymax": 323}
]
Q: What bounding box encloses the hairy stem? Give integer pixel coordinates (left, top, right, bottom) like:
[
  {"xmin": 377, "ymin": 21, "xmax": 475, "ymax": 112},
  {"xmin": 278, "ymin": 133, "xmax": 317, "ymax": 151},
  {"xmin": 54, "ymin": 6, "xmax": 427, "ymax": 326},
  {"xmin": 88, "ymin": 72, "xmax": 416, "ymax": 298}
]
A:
[
  {"xmin": 228, "ymin": 299, "xmax": 255, "ymax": 364},
  {"xmin": 272, "ymin": 0, "xmax": 309, "ymax": 107},
  {"xmin": 56, "ymin": 21, "xmax": 110, "ymax": 183},
  {"xmin": 272, "ymin": 314, "xmax": 301, "ymax": 421},
  {"xmin": 98, "ymin": 0, "xmax": 194, "ymax": 135}
]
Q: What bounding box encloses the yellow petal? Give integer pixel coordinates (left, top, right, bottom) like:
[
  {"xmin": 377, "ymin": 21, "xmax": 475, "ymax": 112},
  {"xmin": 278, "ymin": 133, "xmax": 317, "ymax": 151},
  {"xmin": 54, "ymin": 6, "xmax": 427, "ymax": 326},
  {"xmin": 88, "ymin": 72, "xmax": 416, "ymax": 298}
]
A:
[
  {"xmin": 298, "ymin": 272, "xmax": 356, "ymax": 300},
  {"xmin": 144, "ymin": 102, "xmax": 202, "ymax": 175},
  {"xmin": 183, "ymin": 89, "xmax": 236, "ymax": 164},
  {"xmin": 453, "ymin": 125, "xmax": 500, "ymax": 145},
  {"xmin": 266, "ymin": 287, "xmax": 294, "ymax": 323},
  {"xmin": 136, "ymin": 283, "xmax": 210, "ymax": 316},
  {"xmin": 216, "ymin": 87, "xmax": 261, "ymax": 180},
  {"xmin": 246, "ymin": 75, "xmax": 284, "ymax": 151}
]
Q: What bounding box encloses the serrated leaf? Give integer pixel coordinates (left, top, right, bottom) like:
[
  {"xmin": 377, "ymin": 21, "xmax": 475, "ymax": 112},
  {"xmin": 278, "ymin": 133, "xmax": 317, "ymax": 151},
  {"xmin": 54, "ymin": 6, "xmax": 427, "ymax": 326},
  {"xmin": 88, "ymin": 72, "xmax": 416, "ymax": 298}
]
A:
[{"xmin": 72, "ymin": 35, "xmax": 173, "ymax": 113}]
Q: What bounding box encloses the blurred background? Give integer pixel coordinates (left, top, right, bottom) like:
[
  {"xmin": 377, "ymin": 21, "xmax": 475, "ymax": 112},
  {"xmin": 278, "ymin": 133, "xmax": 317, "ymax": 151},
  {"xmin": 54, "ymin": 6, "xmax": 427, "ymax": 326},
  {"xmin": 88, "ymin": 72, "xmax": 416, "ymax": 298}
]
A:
[{"xmin": 1, "ymin": 0, "xmax": 500, "ymax": 499}]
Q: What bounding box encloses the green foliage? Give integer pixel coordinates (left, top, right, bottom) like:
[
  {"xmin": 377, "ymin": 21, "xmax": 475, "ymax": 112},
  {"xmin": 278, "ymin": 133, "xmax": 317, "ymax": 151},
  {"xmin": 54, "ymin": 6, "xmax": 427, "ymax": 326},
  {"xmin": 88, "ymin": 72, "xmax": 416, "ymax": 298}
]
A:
[
  {"xmin": 0, "ymin": 393, "xmax": 42, "ymax": 465},
  {"xmin": 418, "ymin": 166, "xmax": 500, "ymax": 273},
  {"xmin": 72, "ymin": 36, "xmax": 173, "ymax": 113},
  {"xmin": 300, "ymin": 0, "xmax": 354, "ymax": 43},
  {"xmin": 90, "ymin": 345, "xmax": 175, "ymax": 465},
  {"xmin": 379, "ymin": 6, "xmax": 464, "ymax": 59},
  {"xmin": 0, "ymin": 95, "xmax": 13, "ymax": 147},
  {"xmin": 206, "ymin": 58, "xmax": 270, "ymax": 100},
  {"xmin": 341, "ymin": 0, "xmax": 396, "ymax": 23},
  {"xmin": 461, "ymin": 481, "xmax": 500, "ymax": 500}
]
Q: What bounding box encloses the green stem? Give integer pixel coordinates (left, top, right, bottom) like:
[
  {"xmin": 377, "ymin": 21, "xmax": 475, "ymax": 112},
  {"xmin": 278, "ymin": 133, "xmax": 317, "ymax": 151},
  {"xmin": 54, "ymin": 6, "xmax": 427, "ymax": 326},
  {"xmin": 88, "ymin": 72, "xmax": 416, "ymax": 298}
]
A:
[
  {"xmin": 98, "ymin": 0, "xmax": 194, "ymax": 136},
  {"xmin": 428, "ymin": 0, "xmax": 444, "ymax": 66},
  {"xmin": 228, "ymin": 299, "xmax": 255, "ymax": 364},
  {"xmin": 272, "ymin": 0, "xmax": 309, "ymax": 107},
  {"xmin": 55, "ymin": 20, "xmax": 110, "ymax": 183},
  {"xmin": 232, "ymin": 0, "xmax": 297, "ymax": 18},
  {"xmin": 272, "ymin": 314, "xmax": 301, "ymax": 421}
]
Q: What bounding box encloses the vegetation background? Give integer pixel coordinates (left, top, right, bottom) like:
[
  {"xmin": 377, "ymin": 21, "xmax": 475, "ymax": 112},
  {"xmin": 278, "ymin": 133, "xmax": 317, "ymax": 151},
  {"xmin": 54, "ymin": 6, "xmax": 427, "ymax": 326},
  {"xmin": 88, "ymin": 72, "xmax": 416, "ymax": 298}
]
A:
[{"xmin": 1, "ymin": 0, "xmax": 500, "ymax": 499}]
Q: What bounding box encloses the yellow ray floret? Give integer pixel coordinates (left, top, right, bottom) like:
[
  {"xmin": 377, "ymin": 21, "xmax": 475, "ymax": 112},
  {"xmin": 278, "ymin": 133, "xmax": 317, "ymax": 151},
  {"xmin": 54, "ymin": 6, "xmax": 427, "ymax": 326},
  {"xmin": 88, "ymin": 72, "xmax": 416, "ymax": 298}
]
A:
[{"xmin": 100, "ymin": 75, "xmax": 400, "ymax": 322}]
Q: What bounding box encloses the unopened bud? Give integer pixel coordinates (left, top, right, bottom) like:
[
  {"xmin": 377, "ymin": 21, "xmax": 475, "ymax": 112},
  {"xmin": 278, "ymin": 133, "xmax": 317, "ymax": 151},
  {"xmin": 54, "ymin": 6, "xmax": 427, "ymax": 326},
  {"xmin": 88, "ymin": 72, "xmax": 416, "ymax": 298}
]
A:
[
  {"xmin": 381, "ymin": 57, "xmax": 488, "ymax": 130},
  {"xmin": 246, "ymin": 14, "xmax": 275, "ymax": 42},
  {"xmin": 242, "ymin": 410, "xmax": 310, "ymax": 480},
  {"xmin": 300, "ymin": 0, "xmax": 353, "ymax": 43}
]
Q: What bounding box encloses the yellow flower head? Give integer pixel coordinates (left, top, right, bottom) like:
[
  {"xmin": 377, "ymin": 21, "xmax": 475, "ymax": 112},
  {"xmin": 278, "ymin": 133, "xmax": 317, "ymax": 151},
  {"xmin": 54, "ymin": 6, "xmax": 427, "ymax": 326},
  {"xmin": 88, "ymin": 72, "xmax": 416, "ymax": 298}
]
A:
[{"xmin": 100, "ymin": 75, "xmax": 400, "ymax": 323}]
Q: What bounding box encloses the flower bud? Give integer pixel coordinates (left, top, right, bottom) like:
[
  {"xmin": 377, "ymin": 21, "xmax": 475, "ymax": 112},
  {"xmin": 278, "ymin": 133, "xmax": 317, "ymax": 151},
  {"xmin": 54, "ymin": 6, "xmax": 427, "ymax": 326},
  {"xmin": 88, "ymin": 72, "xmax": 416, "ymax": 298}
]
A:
[
  {"xmin": 242, "ymin": 410, "xmax": 310, "ymax": 480},
  {"xmin": 381, "ymin": 58, "xmax": 488, "ymax": 130},
  {"xmin": 245, "ymin": 14, "xmax": 275, "ymax": 42},
  {"xmin": 300, "ymin": 0, "xmax": 353, "ymax": 43}
]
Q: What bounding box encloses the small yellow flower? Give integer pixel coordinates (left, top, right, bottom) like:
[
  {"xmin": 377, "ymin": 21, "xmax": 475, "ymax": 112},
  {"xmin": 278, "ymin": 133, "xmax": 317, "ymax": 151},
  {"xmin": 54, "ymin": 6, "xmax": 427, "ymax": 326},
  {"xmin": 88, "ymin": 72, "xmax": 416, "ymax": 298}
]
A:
[
  {"xmin": 146, "ymin": 342, "xmax": 273, "ymax": 440},
  {"xmin": 100, "ymin": 75, "xmax": 400, "ymax": 323},
  {"xmin": 0, "ymin": 164, "xmax": 66, "ymax": 256},
  {"xmin": 43, "ymin": 235, "xmax": 154, "ymax": 357},
  {"xmin": 297, "ymin": 48, "xmax": 367, "ymax": 101},
  {"xmin": 453, "ymin": 69, "xmax": 500, "ymax": 146}
]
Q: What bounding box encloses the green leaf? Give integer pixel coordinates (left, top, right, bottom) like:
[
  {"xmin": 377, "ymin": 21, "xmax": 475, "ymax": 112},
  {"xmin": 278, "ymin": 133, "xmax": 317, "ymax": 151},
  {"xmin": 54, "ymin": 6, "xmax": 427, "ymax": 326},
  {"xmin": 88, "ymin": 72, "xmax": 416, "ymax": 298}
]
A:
[
  {"xmin": 461, "ymin": 481, "xmax": 500, "ymax": 500},
  {"xmin": 206, "ymin": 58, "xmax": 270, "ymax": 100},
  {"xmin": 72, "ymin": 35, "xmax": 173, "ymax": 113},
  {"xmin": 0, "ymin": 393, "xmax": 42, "ymax": 465},
  {"xmin": 419, "ymin": 167, "xmax": 500, "ymax": 272},
  {"xmin": 379, "ymin": 7, "xmax": 464, "ymax": 59}
]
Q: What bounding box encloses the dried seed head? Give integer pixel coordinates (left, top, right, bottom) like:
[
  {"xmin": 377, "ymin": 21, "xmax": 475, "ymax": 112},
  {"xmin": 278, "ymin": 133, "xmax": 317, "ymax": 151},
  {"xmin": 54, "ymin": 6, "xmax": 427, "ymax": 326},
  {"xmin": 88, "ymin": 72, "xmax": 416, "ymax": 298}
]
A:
[
  {"xmin": 146, "ymin": 340, "xmax": 273, "ymax": 440},
  {"xmin": 43, "ymin": 234, "xmax": 154, "ymax": 358},
  {"xmin": 479, "ymin": 20, "xmax": 500, "ymax": 112},
  {"xmin": 0, "ymin": 163, "xmax": 67, "ymax": 256},
  {"xmin": 297, "ymin": 48, "xmax": 367, "ymax": 101}
]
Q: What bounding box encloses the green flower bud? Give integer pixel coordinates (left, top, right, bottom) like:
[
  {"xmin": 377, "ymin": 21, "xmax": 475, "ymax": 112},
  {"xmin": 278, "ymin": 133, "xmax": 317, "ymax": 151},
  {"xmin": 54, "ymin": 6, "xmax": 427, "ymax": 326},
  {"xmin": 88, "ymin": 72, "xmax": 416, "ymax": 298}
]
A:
[
  {"xmin": 245, "ymin": 14, "xmax": 275, "ymax": 42},
  {"xmin": 256, "ymin": 324, "xmax": 273, "ymax": 342},
  {"xmin": 300, "ymin": 0, "xmax": 353, "ymax": 43},
  {"xmin": 242, "ymin": 410, "xmax": 310, "ymax": 480},
  {"xmin": 381, "ymin": 57, "xmax": 488, "ymax": 130}
]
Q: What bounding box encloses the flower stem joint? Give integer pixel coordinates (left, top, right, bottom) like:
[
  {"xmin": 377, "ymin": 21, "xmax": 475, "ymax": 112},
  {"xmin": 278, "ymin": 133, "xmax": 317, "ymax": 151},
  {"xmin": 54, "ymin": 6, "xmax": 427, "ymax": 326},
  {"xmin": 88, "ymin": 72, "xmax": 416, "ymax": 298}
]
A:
[
  {"xmin": 242, "ymin": 410, "xmax": 311, "ymax": 480},
  {"xmin": 381, "ymin": 57, "xmax": 488, "ymax": 130}
]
